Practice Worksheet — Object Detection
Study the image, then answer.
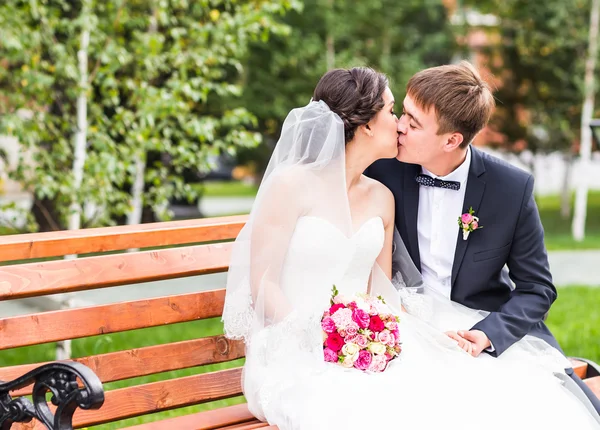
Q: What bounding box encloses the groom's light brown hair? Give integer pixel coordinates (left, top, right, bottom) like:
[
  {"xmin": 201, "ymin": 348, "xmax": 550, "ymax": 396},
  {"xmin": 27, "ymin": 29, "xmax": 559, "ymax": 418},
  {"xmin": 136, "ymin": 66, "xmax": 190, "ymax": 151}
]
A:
[{"xmin": 406, "ymin": 61, "xmax": 495, "ymax": 148}]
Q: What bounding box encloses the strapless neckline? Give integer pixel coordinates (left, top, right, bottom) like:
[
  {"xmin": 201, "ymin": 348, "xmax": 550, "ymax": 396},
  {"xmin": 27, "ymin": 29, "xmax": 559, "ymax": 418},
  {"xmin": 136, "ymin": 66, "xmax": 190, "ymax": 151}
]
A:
[{"xmin": 297, "ymin": 216, "xmax": 383, "ymax": 240}]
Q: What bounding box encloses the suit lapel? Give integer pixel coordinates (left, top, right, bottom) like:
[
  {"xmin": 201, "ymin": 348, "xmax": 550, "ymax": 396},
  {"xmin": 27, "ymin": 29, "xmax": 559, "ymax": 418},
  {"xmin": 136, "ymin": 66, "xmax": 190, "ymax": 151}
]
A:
[
  {"xmin": 403, "ymin": 163, "xmax": 421, "ymax": 271},
  {"xmin": 451, "ymin": 147, "xmax": 486, "ymax": 286}
]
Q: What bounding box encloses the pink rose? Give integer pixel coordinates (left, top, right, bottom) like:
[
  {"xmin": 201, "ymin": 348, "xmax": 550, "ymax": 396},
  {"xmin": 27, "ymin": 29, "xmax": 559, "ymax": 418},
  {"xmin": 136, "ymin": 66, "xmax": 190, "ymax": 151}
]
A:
[
  {"xmin": 345, "ymin": 323, "xmax": 359, "ymax": 338},
  {"xmin": 378, "ymin": 330, "xmax": 392, "ymax": 345},
  {"xmin": 354, "ymin": 350, "xmax": 373, "ymax": 371},
  {"xmin": 323, "ymin": 347, "xmax": 339, "ymax": 363},
  {"xmin": 385, "ymin": 321, "xmax": 398, "ymax": 331},
  {"xmin": 354, "ymin": 334, "xmax": 368, "ymax": 348},
  {"xmin": 329, "ymin": 303, "xmax": 345, "ymax": 315},
  {"xmin": 369, "ymin": 315, "xmax": 385, "ymax": 332},
  {"xmin": 471, "ymin": 221, "xmax": 479, "ymax": 230},
  {"xmin": 461, "ymin": 213, "xmax": 473, "ymax": 224},
  {"xmin": 368, "ymin": 354, "xmax": 388, "ymax": 372},
  {"xmin": 352, "ymin": 308, "xmax": 370, "ymax": 329},
  {"xmin": 321, "ymin": 317, "xmax": 336, "ymax": 334},
  {"xmin": 326, "ymin": 332, "xmax": 344, "ymax": 352}
]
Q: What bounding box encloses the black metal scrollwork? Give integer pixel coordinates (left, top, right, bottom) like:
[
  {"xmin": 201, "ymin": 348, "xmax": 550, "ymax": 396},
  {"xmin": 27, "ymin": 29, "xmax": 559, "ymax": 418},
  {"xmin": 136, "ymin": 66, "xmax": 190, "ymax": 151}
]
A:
[{"xmin": 0, "ymin": 361, "xmax": 104, "ymax": 430}]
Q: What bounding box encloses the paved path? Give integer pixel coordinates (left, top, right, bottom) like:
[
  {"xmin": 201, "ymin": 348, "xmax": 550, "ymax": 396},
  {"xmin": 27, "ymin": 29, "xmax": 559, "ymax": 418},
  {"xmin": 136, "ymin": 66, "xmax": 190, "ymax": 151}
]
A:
[
  {"xmin": 2, "ymin": 251, "xmax": 598, "ymax": 318},
  {"xmin": 549, "ymin": 250, "xmax": 600, "ymax": 287}
]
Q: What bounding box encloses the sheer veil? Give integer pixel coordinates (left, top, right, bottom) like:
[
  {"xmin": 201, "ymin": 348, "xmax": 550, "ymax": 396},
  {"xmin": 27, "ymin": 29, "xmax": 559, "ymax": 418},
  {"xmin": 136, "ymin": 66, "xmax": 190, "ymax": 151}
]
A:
[{"xmin": 221, "ymin": 100, "xmax": 403, "ymax": 418}]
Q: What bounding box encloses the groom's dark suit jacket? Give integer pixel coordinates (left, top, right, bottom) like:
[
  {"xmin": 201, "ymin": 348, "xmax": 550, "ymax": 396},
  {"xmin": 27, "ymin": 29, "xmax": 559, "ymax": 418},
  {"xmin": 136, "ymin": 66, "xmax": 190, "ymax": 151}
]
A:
[{"xmin": 366, "ymin": 146, "xmax": 559, "ymax": 357}]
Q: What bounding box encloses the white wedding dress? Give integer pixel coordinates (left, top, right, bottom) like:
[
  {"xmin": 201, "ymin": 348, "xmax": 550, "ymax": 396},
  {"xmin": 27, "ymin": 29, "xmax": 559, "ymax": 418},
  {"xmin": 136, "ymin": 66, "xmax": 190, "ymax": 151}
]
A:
[{"xmin": 243, "ymin": 215, "xmax": 600, "ymax": 430}]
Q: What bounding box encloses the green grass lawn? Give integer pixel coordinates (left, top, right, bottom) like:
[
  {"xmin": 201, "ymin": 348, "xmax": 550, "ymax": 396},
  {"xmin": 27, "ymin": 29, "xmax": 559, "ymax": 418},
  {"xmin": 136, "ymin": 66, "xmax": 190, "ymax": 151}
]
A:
[
  {"xmin": 538, "ymin": 191, "xmax": 600, "ymax": 251},
  {"xmin": 195, "ymin": 180, "xmax": 258, "ymax": 198},
  {"xmin": 0, "ymin": 286, "xmax": 598, "ymax": 428},
  {"xmin": 546, "ymin": 286, "xmax": 600, "ymax": 364}
]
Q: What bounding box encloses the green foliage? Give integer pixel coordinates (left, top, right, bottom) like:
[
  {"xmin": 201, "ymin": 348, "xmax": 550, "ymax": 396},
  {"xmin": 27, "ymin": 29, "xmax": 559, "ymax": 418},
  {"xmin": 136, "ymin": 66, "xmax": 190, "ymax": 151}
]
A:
[
  {"xmin": 465, "ymin": 0, "xmax": 592, "ymax": 153},
  {"xmin": 239, "ymin": 0, "xmax": 455, "ymax": 173},
  {"xmin": 538, "ymin": 191, "xmax": 600, "ymax": 250},
  {"xmin": 547, "ymin": 286, "xmax": 600, "ymax": 363},
  {"xmin": 0, "ymin": 0, "xmax": 294, "ymax": 230}
]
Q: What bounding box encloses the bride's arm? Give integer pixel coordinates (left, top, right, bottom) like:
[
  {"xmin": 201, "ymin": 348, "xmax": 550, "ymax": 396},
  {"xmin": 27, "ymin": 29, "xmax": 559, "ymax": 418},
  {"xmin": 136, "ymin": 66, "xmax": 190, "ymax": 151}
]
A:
[
  {"xmin": 375, "ymin": 184, "xmax": 395, "ymax": 280},
  {"xmin": 249, "ymin": 173, "xmax": 304, "ymax": 324},
  {"xmin": 372, "ymin": 182, "xmax": 409, "ymax": 313}
]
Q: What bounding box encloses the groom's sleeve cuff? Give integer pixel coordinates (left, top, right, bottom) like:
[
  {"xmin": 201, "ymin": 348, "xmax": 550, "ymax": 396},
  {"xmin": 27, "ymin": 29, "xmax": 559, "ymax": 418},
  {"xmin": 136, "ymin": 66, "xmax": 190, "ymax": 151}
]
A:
[{"xmin": 485, "ymin": 341, "xmax": 495, "ymax": 353}]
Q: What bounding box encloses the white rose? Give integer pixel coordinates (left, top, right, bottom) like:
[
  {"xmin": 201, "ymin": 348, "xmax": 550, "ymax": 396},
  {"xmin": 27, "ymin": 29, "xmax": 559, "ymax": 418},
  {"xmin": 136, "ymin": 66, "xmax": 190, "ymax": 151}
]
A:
[
  {"xmin": 354, "ymin": 297, "xmax": 371, "ymax": 313},
  {"xmin": 341, "ymin": 354, "xmax": 356, "ymax": 368},
  {"xmin": 368, "ymin": 342, "xmax": 387, "ymax": 356},
  {"xmin": 342, "ymin": 342, "xmax": 359, "ymax": 356}
]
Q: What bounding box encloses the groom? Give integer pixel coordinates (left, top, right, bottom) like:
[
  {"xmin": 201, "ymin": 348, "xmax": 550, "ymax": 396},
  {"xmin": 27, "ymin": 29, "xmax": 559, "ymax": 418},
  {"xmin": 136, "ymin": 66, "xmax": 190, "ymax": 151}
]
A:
[{"xmin": 366, "ymin": 61, "xmax": 600, "ymax": 414}]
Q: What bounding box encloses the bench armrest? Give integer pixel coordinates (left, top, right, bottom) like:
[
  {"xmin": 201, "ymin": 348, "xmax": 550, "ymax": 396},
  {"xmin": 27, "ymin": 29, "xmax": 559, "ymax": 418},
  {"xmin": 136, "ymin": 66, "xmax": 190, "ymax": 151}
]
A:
[{"xmin": 0, "ymin": 361, "xmax": 104, "ymax": 430}]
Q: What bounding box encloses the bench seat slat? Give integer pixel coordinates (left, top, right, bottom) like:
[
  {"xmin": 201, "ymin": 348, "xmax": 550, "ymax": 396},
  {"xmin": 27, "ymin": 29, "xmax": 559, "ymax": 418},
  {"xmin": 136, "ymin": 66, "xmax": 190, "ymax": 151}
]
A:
[
  {"xmin": 1, "ymin": 336, "xmax": 245, "ymax": 396},
  {"xmin": 585, "ymin": 376, "xmax": 600, "ymax": 398},
  {"xmin": 0, "ymin": 216, "xmax": 246, "ymax": 262},
  {"xmin": 0, "ymin": 290, "xmax": 226, "ymax": 349},
  {"xmin": 124, "ymin": 404, "xmax": 258, "ymax": 430},
  {"xmin": 0, "ymin": 242, "xmax": 232, "ymax": 301},
  {"xmin": 72, "ymin": 368, "xmax": 244, "ymax": 427},
  {"xmin": 571, "ymin": 359, "xmax": 588, "ymax": 379}
]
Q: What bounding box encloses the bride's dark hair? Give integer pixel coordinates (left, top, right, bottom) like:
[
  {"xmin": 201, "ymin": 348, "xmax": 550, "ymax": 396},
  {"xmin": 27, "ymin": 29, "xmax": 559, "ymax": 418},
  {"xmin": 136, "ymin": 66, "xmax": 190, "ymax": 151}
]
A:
[{"xmin": 312, "ymin": 67, "xmax": 389, "ymax": 143}]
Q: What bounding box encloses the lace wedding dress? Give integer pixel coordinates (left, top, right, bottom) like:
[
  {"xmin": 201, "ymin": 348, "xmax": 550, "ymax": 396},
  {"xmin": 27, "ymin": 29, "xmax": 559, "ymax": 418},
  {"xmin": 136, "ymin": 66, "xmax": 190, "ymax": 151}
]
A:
[{"xmin": 242, "ymin": 215, "xmax": 600, "ymax": 430}]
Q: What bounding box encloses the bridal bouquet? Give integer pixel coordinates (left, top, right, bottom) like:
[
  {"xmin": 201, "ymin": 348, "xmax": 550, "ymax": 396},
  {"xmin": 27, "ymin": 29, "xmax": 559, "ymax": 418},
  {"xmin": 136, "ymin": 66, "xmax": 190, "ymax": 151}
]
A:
[{"xmin": 321, "ymin": 286, "xmax": 401, "ymax": 372}]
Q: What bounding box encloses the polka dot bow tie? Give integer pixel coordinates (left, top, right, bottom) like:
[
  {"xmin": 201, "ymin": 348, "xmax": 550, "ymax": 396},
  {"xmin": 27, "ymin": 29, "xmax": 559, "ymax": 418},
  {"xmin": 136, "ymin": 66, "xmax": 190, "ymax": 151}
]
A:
[{"xmin": 415, "ymin": 174, "xmax": 461, "ymax": 191}]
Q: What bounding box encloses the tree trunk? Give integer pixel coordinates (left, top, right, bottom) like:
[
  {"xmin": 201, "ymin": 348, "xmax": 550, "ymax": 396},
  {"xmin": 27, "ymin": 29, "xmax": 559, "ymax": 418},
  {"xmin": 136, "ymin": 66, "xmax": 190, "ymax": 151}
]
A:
[
  {"xmin": 381, "ymin": 29, "xmax": 391, "ymax": 73},
  {"xmin": 59, "ymin": 1, "xmax": 91, "ymax": 361},
  {"xmin": 67, "ymin": 16, "xmax": 90, "ymax": 232},
  {"xmin": 127, "ymin": 153, "xmax": 146, "ymax": 226},
  {"xmin": 560, "ymin": 153, "xmax": 573, "ymax": 219},
  {"xmin": 126, "ymin": 10, "xmax": 156, "ymax": 229},
  {"xmin": 572, "ymin": 0, "xmax": 600, "ymax": 241},
  {"xmin": 325, "ymin": 0, "xmax": 335, "ymax": 70}
]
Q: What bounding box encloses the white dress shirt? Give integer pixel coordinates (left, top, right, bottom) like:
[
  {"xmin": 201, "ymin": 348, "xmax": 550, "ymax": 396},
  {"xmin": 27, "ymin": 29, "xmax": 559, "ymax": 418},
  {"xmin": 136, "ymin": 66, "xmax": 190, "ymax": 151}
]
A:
[{"xmin": 418, "ymin": 147, "xmax": 471, "ymax": 300}]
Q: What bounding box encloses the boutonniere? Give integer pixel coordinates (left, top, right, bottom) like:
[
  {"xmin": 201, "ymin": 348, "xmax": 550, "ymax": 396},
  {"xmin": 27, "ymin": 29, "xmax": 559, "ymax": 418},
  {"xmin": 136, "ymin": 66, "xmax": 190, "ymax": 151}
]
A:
[{"xmin": 458, "ymin": 207, "xmax": 482, "ymax": 240}]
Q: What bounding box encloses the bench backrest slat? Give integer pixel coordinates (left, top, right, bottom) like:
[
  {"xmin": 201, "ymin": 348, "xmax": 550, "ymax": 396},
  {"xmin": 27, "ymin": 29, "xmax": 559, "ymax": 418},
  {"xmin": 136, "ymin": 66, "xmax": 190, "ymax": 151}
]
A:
[
  {"xmin": 0, "ymin": 216, "xmax": 247, "ymax": 262},
  {"xmin": 0, "ymin": 335, "xmax": 245, "ymax": 397},
  {"xmin": 0, "ymin": 290, "xmax": 226, "ymax": 349},
  {"xmin": 0, "ymin": 243, "xmax": 232, "ymax": 300}
]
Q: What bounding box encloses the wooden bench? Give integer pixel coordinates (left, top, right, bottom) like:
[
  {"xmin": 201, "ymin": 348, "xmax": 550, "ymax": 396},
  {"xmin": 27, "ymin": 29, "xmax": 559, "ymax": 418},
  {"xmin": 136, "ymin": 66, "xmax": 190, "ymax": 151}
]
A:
[{"xmin": 0, "ymin": 215, "xmax": 599, "ymax": 429}]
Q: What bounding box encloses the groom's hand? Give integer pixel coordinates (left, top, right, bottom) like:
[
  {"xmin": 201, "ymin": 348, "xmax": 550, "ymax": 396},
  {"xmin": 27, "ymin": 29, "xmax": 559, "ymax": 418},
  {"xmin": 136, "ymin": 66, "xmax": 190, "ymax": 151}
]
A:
[
  {"xmin": 445, "ymin": 331, "xmax": 475, "ymax": 355},
  {"xmin": 458, "ymin": 330, "xmax": 491, "ymax": 357}
]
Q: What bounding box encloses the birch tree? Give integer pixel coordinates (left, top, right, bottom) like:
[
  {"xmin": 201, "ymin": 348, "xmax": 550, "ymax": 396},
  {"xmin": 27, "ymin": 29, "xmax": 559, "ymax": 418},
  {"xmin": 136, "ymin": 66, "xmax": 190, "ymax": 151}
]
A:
[{"xmin": 573, "ymin": 0, "xmax": 600, "ymax": 241}]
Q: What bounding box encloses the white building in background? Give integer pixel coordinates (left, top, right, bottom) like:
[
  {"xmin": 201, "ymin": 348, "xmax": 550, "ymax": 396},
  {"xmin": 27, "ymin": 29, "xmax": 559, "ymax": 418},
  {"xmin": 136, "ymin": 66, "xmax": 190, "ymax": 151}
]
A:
[{"xmin": 482, "ymin": 147, "xmax": 600, "ymax": 196}]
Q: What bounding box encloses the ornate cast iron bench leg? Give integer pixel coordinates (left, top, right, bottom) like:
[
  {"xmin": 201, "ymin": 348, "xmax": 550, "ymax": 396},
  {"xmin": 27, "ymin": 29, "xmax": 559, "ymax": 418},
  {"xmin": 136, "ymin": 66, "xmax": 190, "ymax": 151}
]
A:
[{"xmin": 0, "ymin": 362, "xmax": 104, "ymax": 430}]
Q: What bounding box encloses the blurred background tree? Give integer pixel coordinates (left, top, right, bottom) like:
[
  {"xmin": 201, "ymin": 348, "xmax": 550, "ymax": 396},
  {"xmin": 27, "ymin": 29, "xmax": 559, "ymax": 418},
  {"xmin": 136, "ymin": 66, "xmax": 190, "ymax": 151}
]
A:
[
  {"xmin": 466, "ymin": 0, "xmax": 592, "ymax": 155},
  {"xmin": 236, "ymin": 0, "xmax": 455, "ymax": 183},
  {"xmin": 0, "ymin": 0, "xmax": 296, "ymax": 231}
]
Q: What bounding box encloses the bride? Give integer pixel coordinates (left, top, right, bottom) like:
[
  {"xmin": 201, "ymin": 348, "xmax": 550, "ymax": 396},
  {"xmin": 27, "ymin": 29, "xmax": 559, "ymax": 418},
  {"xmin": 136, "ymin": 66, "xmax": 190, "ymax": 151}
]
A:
[{"xmin": 222, "ymin": 67, "xmax": 600, "ymax": 429}]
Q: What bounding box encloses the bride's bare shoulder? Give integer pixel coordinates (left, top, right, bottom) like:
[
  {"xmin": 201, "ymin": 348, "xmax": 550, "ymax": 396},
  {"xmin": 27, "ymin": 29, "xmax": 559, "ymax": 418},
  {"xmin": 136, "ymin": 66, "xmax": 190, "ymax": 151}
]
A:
[
  {"xmin": 363, "ymin": 176, "xmax": 395, "ymax": 223},
  {"xmin": 265, "ymin": 165, "xmax": 319, "ymax": 190}
]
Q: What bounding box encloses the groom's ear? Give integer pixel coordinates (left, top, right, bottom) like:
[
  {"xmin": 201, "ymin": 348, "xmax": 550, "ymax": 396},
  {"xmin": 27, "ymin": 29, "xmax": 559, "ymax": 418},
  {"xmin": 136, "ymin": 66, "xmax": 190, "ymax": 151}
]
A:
[{"xmin": 443, "ymin": 132, "xmax": 464, "ymax": 152}]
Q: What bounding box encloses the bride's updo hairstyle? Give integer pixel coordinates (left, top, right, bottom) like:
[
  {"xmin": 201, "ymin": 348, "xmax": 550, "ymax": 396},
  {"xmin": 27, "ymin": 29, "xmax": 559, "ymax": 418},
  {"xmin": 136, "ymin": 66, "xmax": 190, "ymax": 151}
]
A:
[{"xmin": 313, "ymin": 67, "xmax": 389, "ymax": 144}]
